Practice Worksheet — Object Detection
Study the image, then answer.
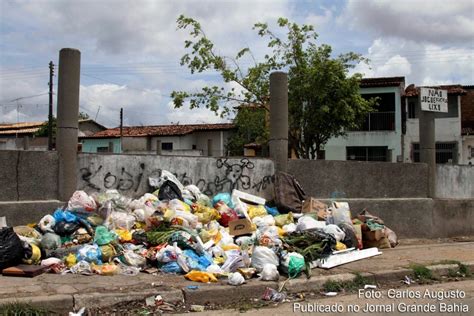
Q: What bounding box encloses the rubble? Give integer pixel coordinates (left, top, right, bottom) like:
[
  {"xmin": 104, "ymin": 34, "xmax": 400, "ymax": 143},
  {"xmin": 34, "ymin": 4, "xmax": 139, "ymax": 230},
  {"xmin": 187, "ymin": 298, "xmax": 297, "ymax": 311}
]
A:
[{"xmin": 0, "ymin": 170, "xmax": 398, "ymax": 284}]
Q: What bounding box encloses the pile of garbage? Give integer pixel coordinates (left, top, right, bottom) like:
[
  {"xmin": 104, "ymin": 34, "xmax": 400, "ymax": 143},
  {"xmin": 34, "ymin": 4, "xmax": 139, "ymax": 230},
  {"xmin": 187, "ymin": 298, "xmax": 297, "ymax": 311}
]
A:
[{"xmin": 0, "ymin": 171, "xmax": 397, "ymax": 284}]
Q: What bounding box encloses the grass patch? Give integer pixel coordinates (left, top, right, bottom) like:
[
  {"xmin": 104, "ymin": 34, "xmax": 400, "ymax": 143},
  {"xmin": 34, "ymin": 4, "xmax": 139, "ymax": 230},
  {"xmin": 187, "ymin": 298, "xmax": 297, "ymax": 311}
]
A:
[
  {"xmin": 458, "ymin": 263, "xmax": 471, "ymax": 277},
  {"xmin": 429, "ymin": 260, "xmax": 471, "ymax": 278},
  {"xmin": 322, "ymin": 273, "xmax": 370, "ymax": 293},
  {"xmin": 410, "ymin": 264, "xmax": 437, "ymax": 283},
  {"xmin": 0, "ymin": 302, "xmax": 49, "ymax": 316}
]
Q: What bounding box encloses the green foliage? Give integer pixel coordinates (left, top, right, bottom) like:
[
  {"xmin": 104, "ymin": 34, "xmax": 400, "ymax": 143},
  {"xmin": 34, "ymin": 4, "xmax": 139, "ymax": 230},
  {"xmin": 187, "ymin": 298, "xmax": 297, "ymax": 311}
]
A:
[
  {"xmin": 0, "ymin": 302, "xmax": 49, "ymax": 315},
  {"xmin": 322, "ymin": 273, "xmax": 370, "ymax": 293},
  {"xmin": 411, "ymin": 264, "xmax": 435, "ymax": 282},
  {"xmin": 34, "ymin": 117, "xmax": 56, "ymax": 137},
  {"xmin": 226, "ymin": 106, "xmax": 268, "ymax": 156},
  {"xmin": 174, "ymin": 15, "xmax": 375, "ymax": 158}
]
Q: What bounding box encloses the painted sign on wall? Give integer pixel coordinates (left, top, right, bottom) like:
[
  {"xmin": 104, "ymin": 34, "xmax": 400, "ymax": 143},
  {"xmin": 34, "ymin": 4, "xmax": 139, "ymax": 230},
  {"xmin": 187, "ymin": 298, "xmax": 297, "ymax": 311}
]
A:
[{"xmin": 420, "ymin": 88, "xmax": 448, "ymax": 113}]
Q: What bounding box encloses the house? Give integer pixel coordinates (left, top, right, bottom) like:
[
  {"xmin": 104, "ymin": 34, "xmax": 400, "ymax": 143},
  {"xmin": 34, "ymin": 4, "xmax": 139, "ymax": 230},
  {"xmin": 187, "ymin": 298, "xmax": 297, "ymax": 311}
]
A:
[
  {"xmin": 81, "ymin": 123, "xmax": 235, "ymax": 157},
  {"xmin": 403, "ymin": 84, "xmax": 466, "ymax": 164},
  {"xmin": 461, "ymin": 85, "xmax": 474, "ymax": 165},
  {"xmin": 0, "ymin": 119, "xmax": 106, "ymax": 150},
  {"xmin": 324, "ymin": 77, "xmax": 406, "ymax": 162}
]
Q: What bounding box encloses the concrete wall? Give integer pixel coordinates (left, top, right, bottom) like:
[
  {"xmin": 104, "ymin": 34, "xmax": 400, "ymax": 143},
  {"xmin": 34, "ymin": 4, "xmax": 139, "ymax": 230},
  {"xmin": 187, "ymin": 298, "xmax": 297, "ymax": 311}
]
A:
[
  {"xmin": 436, "ymin": 164, "xmax": 474, "ymax": 198},
  {"xmin": 288, "ymin": 159, "xmax": 429, "ymax": 198},
  {"xmin": 0, "ymin": 150, "xmax": 59, "ymax": 201},
  {"xmin": 77, "ymin": 153, "xmax": 274, "ymax": 199},
  {"xmin": 461, "ymin": 135, "xmax": 474, "ymax": 165}
]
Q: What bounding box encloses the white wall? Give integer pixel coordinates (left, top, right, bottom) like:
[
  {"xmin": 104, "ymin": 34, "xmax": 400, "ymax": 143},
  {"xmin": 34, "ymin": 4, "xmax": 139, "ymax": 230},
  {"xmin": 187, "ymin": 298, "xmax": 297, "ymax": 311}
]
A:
[
  {"xmin": 436, "ymin": 164, "xmax": 474, "ymax": 198},
  {"xmin": 462, "ymin": 136, "xmax": 474, "ymax": 165}
]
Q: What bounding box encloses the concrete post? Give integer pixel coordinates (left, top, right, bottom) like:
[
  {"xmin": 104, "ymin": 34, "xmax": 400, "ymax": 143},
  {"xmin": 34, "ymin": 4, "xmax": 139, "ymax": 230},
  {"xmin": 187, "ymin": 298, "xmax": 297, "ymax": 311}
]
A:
[
  {"xmin": 269, "ymin": 71, "xmax": 288, "ymax": 172},
  {"xmin": 207, "ymin": 139, "xmax": 213, "ymax": 157},
  {"xmin": 419, "ymin": 107, "xmax": 436, "ymax": 198},
  {"xmin": 56, "ymin": 48, "xmax": 81, "ymax": 201},
  {"xmin": 23, "ymin": 136, "xmax": 29, "ymax": 150}
]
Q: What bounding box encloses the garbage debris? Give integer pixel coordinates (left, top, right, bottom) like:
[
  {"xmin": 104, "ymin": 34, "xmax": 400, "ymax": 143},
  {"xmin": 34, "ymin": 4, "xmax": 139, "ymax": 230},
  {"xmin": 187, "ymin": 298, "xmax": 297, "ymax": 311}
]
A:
[{"xmin": 0, "ymin": 170, "xmax": 397, "ymax": 283}]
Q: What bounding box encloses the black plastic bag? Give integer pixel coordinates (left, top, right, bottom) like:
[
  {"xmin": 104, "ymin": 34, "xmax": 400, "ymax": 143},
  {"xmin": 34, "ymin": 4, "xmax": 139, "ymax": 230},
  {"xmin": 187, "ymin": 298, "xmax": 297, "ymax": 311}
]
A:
[
  {"xmin": 338, "ymin": 223, "xmax": 358, "ymax": 249},
  {"xmin": 0, "ymin": 227, "xmax": 24, "ymax": 270},
  {"xmin": 53, "ymin": 221, "xmax": 80, "ymax": 236},
  {"xmin": 158, "ymin": 180, "xmax": 183, "ymax": 201}
]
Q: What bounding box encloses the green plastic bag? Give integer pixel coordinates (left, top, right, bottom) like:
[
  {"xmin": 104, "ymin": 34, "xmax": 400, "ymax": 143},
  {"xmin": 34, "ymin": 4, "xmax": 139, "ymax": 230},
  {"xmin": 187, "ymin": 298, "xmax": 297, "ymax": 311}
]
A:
[
  {"xmin": 93, "ymin": 226, "xmax": 117, "ymax": 246},
  {"xmin": 274, "ymin": 213, "xmax": 293, "ymax": 227},
  {"xmin": 287, "ymin": 252, "xmax": 305, "ymax": 278}
]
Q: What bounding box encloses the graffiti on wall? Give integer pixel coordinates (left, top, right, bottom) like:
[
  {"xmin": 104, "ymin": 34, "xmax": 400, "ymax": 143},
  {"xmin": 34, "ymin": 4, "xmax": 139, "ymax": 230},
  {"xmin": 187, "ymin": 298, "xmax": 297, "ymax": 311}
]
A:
[{"xmin": 79, "ymin": 157, "xmax": 273, "ymax": 197}]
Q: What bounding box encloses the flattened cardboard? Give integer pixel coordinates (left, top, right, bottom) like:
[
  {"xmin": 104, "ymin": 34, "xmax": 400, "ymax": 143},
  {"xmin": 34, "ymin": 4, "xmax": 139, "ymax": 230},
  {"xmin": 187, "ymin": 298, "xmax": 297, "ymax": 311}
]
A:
[
  {"xmin": 2, "ymin": 264, "xmax": 48, "ymax": 277},
  {"xmin": 228, "ymin": 218, "xmax": 254, "ymax": 236},
  {"xmin": 302, "ymin": 198, "xmax": 328, "ymax": 220}
]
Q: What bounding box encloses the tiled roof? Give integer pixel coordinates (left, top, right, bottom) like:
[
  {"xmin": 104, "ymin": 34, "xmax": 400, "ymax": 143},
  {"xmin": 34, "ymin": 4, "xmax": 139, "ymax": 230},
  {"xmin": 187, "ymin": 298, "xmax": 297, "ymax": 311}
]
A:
[
  {"xmin": 405, "ymin": 84, "xmax": 466, "ymax": 97},
  {"xmin": 88, "ymin": 123, "xmax": 235, "ymax": 138},
  {"xmin": 360, "ymin": 77, "xmax": 405, "ymax": 88},
  {"xmin": 0, "ymin": 127, "xmax": 41, "ymax": 135},
  {"xmin": 0, "ymin": 121, "xmax": 44, "ymax": 129}
]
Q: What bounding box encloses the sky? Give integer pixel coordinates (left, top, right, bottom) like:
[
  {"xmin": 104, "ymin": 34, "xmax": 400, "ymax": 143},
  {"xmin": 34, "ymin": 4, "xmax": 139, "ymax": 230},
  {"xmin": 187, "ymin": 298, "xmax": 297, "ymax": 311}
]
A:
[{"xmin": 1, "ymin": 0, "xmax": 473, "ymax": 127}]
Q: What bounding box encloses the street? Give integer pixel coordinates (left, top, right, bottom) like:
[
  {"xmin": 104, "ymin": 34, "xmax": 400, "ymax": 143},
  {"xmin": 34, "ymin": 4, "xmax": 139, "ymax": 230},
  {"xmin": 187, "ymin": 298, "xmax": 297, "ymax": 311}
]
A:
[{"xmin": 184, "ymin": 280, "xmax": 474, "ymax": 316}]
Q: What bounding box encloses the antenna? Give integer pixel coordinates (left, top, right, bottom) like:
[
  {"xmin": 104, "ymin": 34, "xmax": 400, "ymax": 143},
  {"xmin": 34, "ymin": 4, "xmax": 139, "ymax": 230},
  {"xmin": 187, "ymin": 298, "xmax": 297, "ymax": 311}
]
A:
[{"xmin": 94, "ymin": 105, "xmax": 101, "ymax": 121}]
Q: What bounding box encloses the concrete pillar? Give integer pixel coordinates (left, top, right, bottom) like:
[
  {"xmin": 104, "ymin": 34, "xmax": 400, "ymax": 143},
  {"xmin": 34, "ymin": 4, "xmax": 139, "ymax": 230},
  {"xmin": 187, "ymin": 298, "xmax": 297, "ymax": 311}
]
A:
[
  {"xmin": 23, "ymin": 136, "xmax": 29, "ymax": 150},
  {"xmin": 156, "ymin": 140, "xmax": 162, "ymax": 155},
  {"xmin": 419, "ymin": 109, "xmax": 436, "ymax": 198},
  {"xmin": 207, "ymin": 139, "xmax": 213, "ymax": 157},
  {"xmin": 269, "ymin": 71, "xmax": 288, "ymax": 172},
  {"xmin": 56, "ymin": 48, "xmax": 81, "ymax": 201}
]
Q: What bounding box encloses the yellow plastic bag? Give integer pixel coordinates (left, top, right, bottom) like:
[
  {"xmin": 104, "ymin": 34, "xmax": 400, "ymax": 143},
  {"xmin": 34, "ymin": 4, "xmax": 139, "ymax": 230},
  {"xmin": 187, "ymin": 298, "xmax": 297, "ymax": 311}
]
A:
[
  {"xmin": 185, "ymin": 270, "xmax": 218, "ymax": 283},
  {"xmin": 222, "ymin": 244, "xmax": 240, "ymax": 251},
  {"xmin": 194, "ymin": 205, "xmax": 220, "ymax": 224},
  {"xmin": 115, "ymin": 229, "xmax": 133, "ymax": 242},
  {"xmin": 65, "ymin": 253, "xmax": 77, "ymax": 268},
  {"xmin": 23, "ymin": 244, "xmax": 41, "ymax": 265},
  {"xmin": 248, "ymin": 205, "xmax": 267, "ymax": 219},
  {"xmin": 274, "ymin": 213, "xmax": 293, "ymax": 227},
  {"xmin": 335, "ymin": 241, "xmax": 347, "ymax": 251}
]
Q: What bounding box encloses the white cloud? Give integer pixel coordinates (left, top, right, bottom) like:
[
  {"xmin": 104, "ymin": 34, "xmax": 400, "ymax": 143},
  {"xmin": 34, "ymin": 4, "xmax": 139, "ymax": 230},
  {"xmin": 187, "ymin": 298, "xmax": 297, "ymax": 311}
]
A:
[
  {"xmin": 305, "ymin": 8, "xmax": 333, "ymax": 28},
  {"xmin": 343, "ymin": 0, "xmax": 474, "ymax": 45}
]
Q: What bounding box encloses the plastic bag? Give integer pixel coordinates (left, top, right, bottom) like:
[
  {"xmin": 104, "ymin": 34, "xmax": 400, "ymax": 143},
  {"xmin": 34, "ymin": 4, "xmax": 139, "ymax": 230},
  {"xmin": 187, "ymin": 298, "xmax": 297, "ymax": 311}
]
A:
[
  {"xmin": 264, "ymin": 205, "xmax": 280, "ymax": 216},
  {"xmin": 251, "ymin": 246, "xmax": 279, "ymax": 272},
  {"xmin": 41, "ymin": 257, "xmax": 62, "ymax": 267},
  {"xmin": 158, "ymin": 180, "xmax": 183, "ymax": 201},
  {"xmin": 212, "ymin": 192, "xmax": 234, "ymax": 208},
  {"xmin": 281, "ymin": 252, "xmax": 305, "ymax": 278},
  {"xmin": 274, "ymin": 213, "xmax": 294, "ymax": 227},
  {"xmin": 252, "ymin": 215, "xmax": 275, "ymax": 228},
  {"xmin": 221, "ymin": 250, "xmax": 244, "ymax": 273},
  {"xmin": 228, "ymin": 272, "xmax": 245, "ymax": 285},
  {"xmin": 115, "ymin": 229, "xmax": 133, "ymax": 242},
  {"xmin": 259, "ymin": 263, "xmax": 279, "ymax": 281},
  {"xmin": 217, "ymin": 206, "xmax": 238, "ymax": 227},
  {"xmin": 169, "ymin": 199, "xmax": 191, "ymax": 213},
  {"xmin": 330, "ymin": 202, "xmax": 352, "ymax": 225},
  {"xmin": 106, "ymin": 211, "xmax": 136, "ymax": 230},
  {"xmin": 296, "ymin": 216, "xmax": 326, "ymax": 231},
  {"xmin": 323, "ymin": 224, "xmax": 346, "ymax": 242},
  {"xmin": 385, "ymin": 226, "xmax": 399, "ymax": 248},
  {"xmin": 77, "ymin": 244, "xmax": 102, "ymax": 264},
  {"xmin": 156, "ymin": 245, "xmax": 182, "ymax": 263},
  {"xmin": 67, "ymin": 190, "xmax": 97, "ymax": 212},
  {"xmin": 161, "ymin": 261, "xmax": 183, "ymax": 274},
  {"xmin": 40, "ymin": 232, "xmax": 62, "ymax": 250},
  {"xmin": 193, "ymin": 205, "xmax": 220, "ymax": 224},
  {"xmin": 282, "ymin": 223, "xmax": 297, "ymax": 234},
  {"xmin": 337, "ymin": 223, "xmax": 358, "ymax": 248},
  {"xmin": 65, "ymin": 253, "xmax": 77, "ymax": 268},
  {"xmin": 122, "ymin": 250, "xmax": 146, "ymax": 268},
  {"xmin": 248, "ymin": 205, "xmax": 267, "ymax": 219},
  {"xmin": 53, "ymin": 209, "xmax": 78, "ymax": 223},
  {"xmin": 184, "ymin": 270, "xmax": 218, "ymax": 283},
  {"xmin": 149, "ymin": 170, "xmax": 184, "ymax": 191},
  {"xmin": 39, "ymin": 215, "xmax": 56, "ymax": 233},
  {"xmin": 70, "ymin": 260, "xmax": 93, "ymax": 275},
  {"xmin": 94, "ymin": 226, "xmax": 117, "ymax": 246},
  {"xmin": 206, "ymin": 264, "xmax": 224, "ymax": 274},
  {"xmin": 100, "ymin": 244, "xmax": 118, "ymax": 262}
]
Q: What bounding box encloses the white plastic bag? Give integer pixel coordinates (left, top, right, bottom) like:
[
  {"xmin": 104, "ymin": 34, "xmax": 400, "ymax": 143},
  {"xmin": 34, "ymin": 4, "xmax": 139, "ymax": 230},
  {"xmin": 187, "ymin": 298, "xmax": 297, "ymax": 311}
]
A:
[
  {"xmin": 252, "ymin": 215, "xmax": 275, "ymax": 228},
  {"xmin": 228, "ymin": 272, "xmax": 246, "ymax": 286},
  {"xmin": 67, "ymin": 190, "xmax": 97, "ymax": 212},
  {"xmin": 251, "ymin": 246, "xmax": 279, "ymax": 271},
  {"xmin": 329, "ymin": 202, "xmax": 352, "ymax": 225},
  {"xmin": 106, "ymin": 211, "xmax": 136, "ymax": 230},
  {"xmin": 221, "ymin": 250, "xmax": 244, "ymax": 272},
  {"xmin": 259, "ymin": 263, "xmax": 279, "ymax": 281},
  {"xmin": 282, "ymin": 223, "xmax": 297, "ymax": 234},
  {"xmin": 323, "ymin": 224, "xmax": 346, "ymax": 242},
  {"xmin": 148, "ymin": 170, "xmax": 184, "ymax": 191},
  {"xmin": 296, "ymin": 216, "xmax": 326, "ymax": 231},
  {"xmin": 39, "ymin": 215, "xmax": 56, "ymax": 233}
]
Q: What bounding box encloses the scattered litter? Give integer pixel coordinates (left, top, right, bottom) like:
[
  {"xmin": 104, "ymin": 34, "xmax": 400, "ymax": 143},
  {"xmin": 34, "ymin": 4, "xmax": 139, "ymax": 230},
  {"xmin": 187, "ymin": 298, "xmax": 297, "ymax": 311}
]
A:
[
  {"xmin": 262, "ymin": 287, "xmax": 286, "ymax": 302},
  {"xmin": 186, "ymin": 285, "xmax": 199, "ymax": 290},
  {"xmin": 323, "ymin": 292, "xmax": 338, "ymax": 297},
  {"xmin": 403, "ymin": 275, "xmax": 413, "ymax": 285},
  {"xmin": 364, "ymin": 284, "xmax": 377, "ymax": 290},
  {"xmin": 190, "ymin": 305, "xmax": 205, "ymax": 312},
  {"xmin": 69, "ymin": 307, "xmax": 85, "ymax": 316}
]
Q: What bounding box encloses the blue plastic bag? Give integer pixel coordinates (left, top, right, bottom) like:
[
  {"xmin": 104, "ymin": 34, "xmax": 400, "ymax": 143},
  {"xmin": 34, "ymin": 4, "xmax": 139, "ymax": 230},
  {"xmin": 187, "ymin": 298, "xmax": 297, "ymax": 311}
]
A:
[
  {"xmin": 53, "ymin": 209, "xmax": 78, "ymax": 223},
  {"xmin": 265, "ymin": 205, "xmax": 280, "ymax": 216},
  {"xmin": 212, "ymin": 193, "xmax": 234, "ymax": 208},
  {"xmin": 76, "ymin": 244, "xmax": 102, "ymax": 264},
  {"xmin": 161, "ymin": 261, "xmax": 183, "ymax": 273}
]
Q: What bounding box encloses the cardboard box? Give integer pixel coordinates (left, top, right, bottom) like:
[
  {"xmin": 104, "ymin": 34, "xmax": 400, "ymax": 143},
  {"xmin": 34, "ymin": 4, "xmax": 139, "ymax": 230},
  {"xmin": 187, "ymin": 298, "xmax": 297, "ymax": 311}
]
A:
[
  {"xmin": 363, "ymin": 236, "xmax": 391, "ymax": 249},
  {"xmin": 362, "ymin": 228, "xmax": 385, "ymax": 241},
  {"xmin": 302, "ymin": 198, "xmax": 328, "ymax": 220},
  {"xmin": 228, "ymin": 218, "xmax": 254, "ymax": 237}
]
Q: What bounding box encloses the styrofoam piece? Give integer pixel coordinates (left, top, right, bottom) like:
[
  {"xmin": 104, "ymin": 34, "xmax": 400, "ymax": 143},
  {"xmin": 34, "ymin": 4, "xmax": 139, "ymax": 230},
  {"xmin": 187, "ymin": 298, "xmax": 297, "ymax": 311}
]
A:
[
  {"xmin": 310, "ymin": 247, "xmax": 382, "ymax": 269},
  {"xmin": 231, "ymin": 189, "xmax": 266, "ymax": 205}
]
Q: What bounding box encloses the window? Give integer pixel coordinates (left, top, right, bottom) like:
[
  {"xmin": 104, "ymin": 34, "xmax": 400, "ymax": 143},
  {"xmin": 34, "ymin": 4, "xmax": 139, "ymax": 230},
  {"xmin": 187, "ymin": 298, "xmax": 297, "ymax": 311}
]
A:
[
  {"xmin": 408, "ymin": 101, "xmax": 416, "ymax": 119},
  {"xmin": 346, "ymin": 146, "xmax": 388, "ymax": 162},
  {"xmin": 192, "ymin": 144, "xmax": 197, "ymax": 150},
  {"xmin": 412, "ymin": 142, "xmax": 457, "ymax": 163},
  {"xmin": 351, "ymin": 93, "xmax": 396, "ymax": 131},
  {"xmin": 161, "ymin": 142, "xmax": 173, "ymax": 150},
  {"xmin": 97, "ymin": 146, "xmax": 109, "ymax": 153}
]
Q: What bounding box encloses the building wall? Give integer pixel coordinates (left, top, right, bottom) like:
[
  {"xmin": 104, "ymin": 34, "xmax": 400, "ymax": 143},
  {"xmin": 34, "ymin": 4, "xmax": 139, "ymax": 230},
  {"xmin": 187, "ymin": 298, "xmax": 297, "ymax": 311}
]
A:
[
  {"xmin": 403, "ymin": 95, "xmax": 462, "ymax": 163},
  {"xmin": 324, "ymin": 86, "xmax": 403, "ymax": 162},
  {"xmin": 81, "ymin": 138, "xmax": 121, "ymax": 153},
  {"xmin": 462, "ymin": 136, "xmax": 474, "ymax": 165},
  {"xmin": 78, "ymin": 121, "xmax": 105, "ymax": 137}
]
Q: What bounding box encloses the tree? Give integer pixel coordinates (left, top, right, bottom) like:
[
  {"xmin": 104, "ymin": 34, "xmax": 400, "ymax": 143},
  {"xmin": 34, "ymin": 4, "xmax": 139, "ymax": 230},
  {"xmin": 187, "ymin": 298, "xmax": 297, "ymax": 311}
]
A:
[
  {"xmin": 79, "ymin": 111, "xmax": 90, "ymax": 120},
  {"xmin": 35, "ymin": 112, "xmax": 90, "ymax": 137},
  {"xmin": 172, "ymin": 16, "xmax": 376, "ymax": 159},
  {"xmin": 226, "ymin": 105, "xmax": 268, "ymax": 156}
]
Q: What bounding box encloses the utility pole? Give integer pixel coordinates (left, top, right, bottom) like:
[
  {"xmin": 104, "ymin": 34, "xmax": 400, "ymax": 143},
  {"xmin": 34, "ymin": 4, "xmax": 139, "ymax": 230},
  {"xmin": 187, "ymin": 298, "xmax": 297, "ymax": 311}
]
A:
[
  {"xmin": 48, "ymin": 61, "xmax": 54, "ymax": 150},
  {"xmin": 120, "ymin": 107, "xmax": 123, "ymax": 153}
]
